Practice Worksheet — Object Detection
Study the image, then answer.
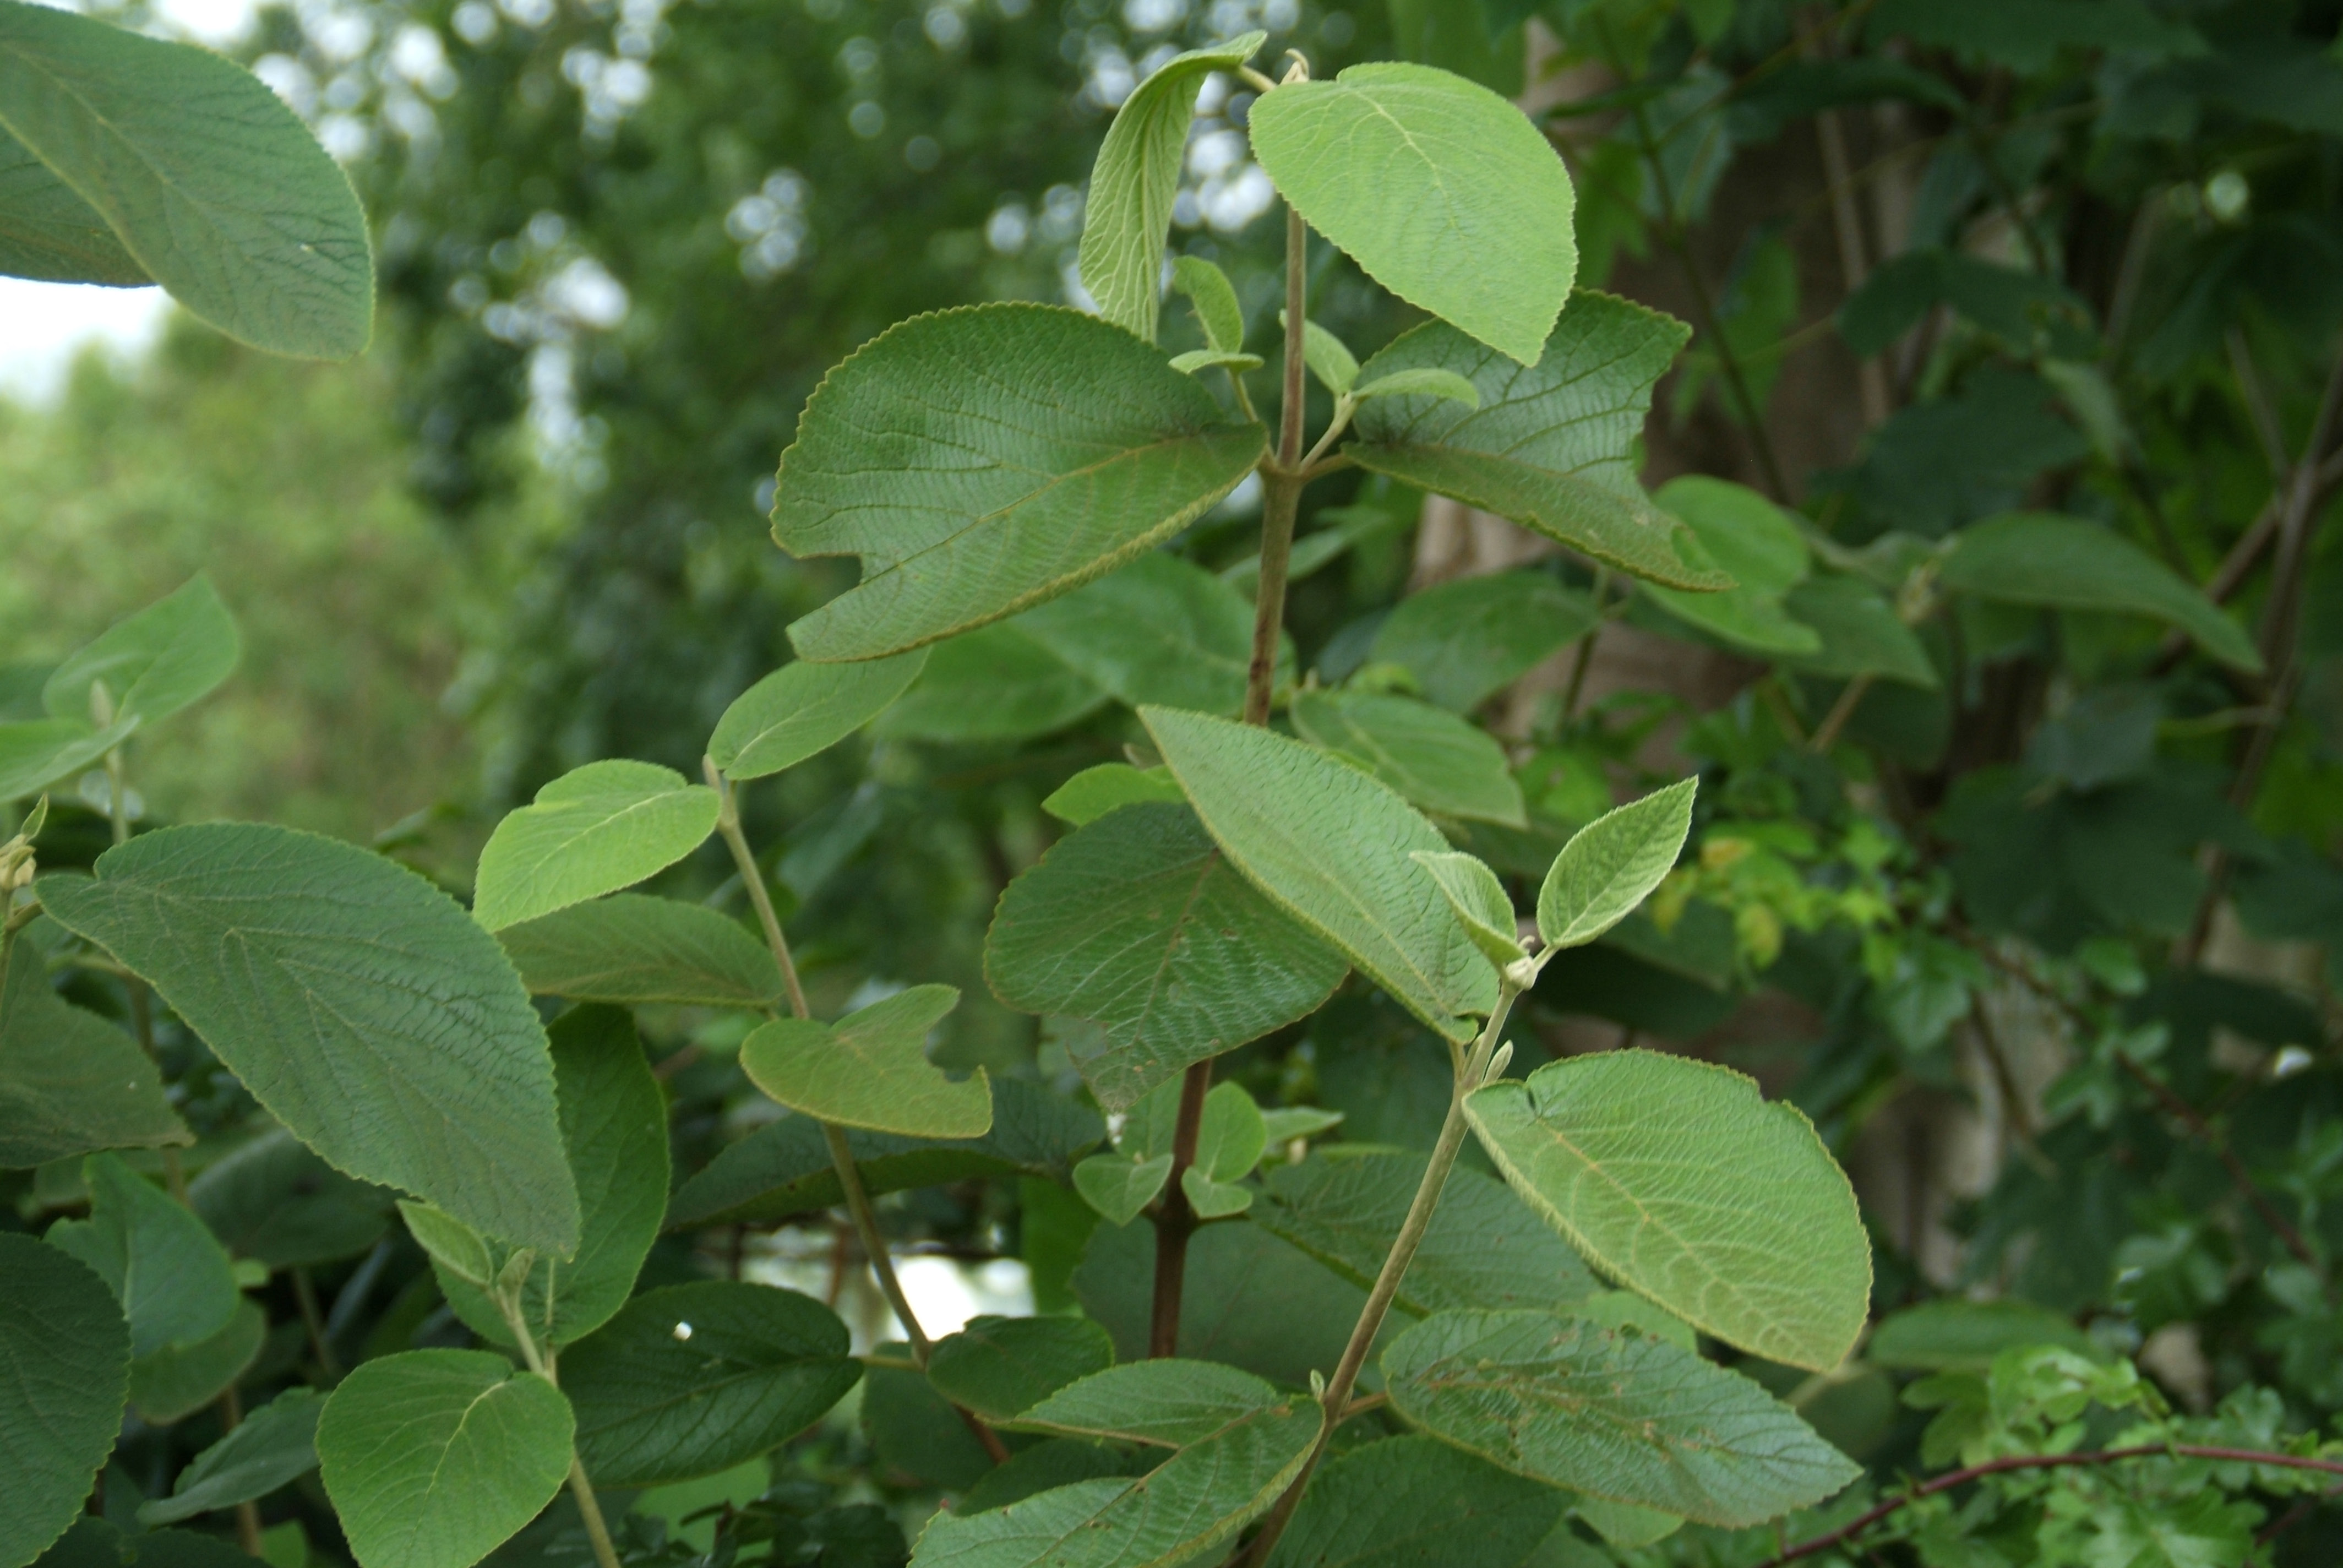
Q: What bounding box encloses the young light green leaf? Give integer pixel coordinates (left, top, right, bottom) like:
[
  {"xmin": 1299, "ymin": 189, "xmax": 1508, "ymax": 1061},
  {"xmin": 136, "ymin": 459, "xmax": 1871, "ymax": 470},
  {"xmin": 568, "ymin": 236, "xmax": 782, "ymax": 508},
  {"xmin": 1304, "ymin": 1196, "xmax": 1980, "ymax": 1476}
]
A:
[
  {"xmin": 1073, "ymin": 1152, "xmax": 1173, "ymax": 1226},
  {"xmin": 1077, "ymin": 32, "xmax": 1267, "ymax": 341},
  {"xmin": 432, "ymin": 1007, "xmax": 669, "ymax": 1350},
  {"xmin": 46, "ymin": 1154, "xmax": 237, "ymax": 1359},
  {"xmin": 1265, "ymin": 1435, "xmax": 1566, "ymax": 1568},
  {"xmin": 776, "ymin": 304, "xmax": 1267, "ymax": 662},
  {"xmin": 872, "ymin": 623, "xmax": 1109, "ymax": 743},
  {"xmin": 1038, "ymin": 763, "xmax": 1187, "ymax": 826},
  {"xmin": 36, "ymin": 823, "xmax": 580, "ymax": 1255},
  {"xmin": 42, "ymin": 575, "xmax": 239, "ymax": 729},
  {"xmin": 0, "ymin": 121, "xmax": 146, "ymax": 284},
  {"xmin": 0, "ymin": 715, "xmax": 137, "ymax": 802},
  {"xmin": 1143, "ymin": 705, "xmax": 1496, "ymax": 1039},
  {"xmin": 1192, "ymin": 1080, "xmax": 1268, "ymax": 1183},
  {"xmin": 1171, "ymin": 255, "xmax": 1244, "ymax": 353},
  {"xmin": 927, "ymin": 1315, "xmax": 1118, "ymax": 1423},
  {"xmin": 1288, "ymin": 315, "xmax": 1360, "ymax": 396},
  {"xmin": 1171, "ymin": 349, "xmax": 1265, "ymax": 375},
  {"xmin": 1254, "ymin": 1152, "xmax": 1596, "ymax": 1317},
  {"xmin": 188, "ymin": 1130, "xmax": 391, "ymax": 1271},
  {"xmin": 138, "ymin": 1388, "xmax": 320, "ymax": 1526},
  {"xmin": 1464, "ymin": 1051, "xmax": 1871, "ymax": 1370},
  {"xmin": 1411, "ymin": 850, "xmax": 1523, "ymax": 967},
  {"xmin": 1015, "ymin": 552, "xmax": 1275, "ymax": 717},
  {"xmin": 743, "ymin": 984, "xmax": 990, "ymax": 1139},
  {"xmin": 1371, "ymin": 571, "xmax": 1599, "ymax": 712},
  {"xmin": 1347, "ymin": 301, "xmax": 1725, "ymax": 590},
  {"xmin": 317, "ymin": 1351, "xmax": 574, "ymax": 1568},
  {"xmin": 986, "ymin": 802, "xmax": 1347, "ymax": 1111},
  {"xmin": 1249, "ymin": 64, "xmax": 1576, "ymax": 365},
  {"xmin": 1779, "ymin": 574, "xmax": 1938, "ymax": 688},
  {"xmin": 1353, "ymin": 368, "xmax": 1480, "ymax": 408},
  {"xmin": 0, "ymin": 3, "xmax": 372, "ymax": 357},
  {"xmin": 397, "ymin": 1201, "xmax": 493, "ymax": 1288},
  {"xmin": 709, "ymin": 650, "xmax": 927, "ymax": 781},
  {"xmin": 0, "ymin": 939, "xmax": 189, "ymax": 1167},
  {"xmin": 0, "ymin": 1233, "xmax": 129, "ymax": 1568},
  {"xmin": 1535, "ymin": 778, "xmax": 1696, "ymax": 952},
  {"xmin": 562, "ymin": 1280, "xmax": 861, "ymax": 1487},
  {"xmin": 1641, "ymin": 477, "xmax": 1820, "ymax": 655},
  {"xmin": 473, "ymin": 759, "xmax": 721, "ymax": 932},
  {"xmin": 1181, "ymin": 1169, "xmax": 1254, "ymax": 1218},
  {"xmin": 127, "ymin": 1298, "xmax": 264, "ymax": 1425},
  {"xmin": 496, "ymin": 894, "xmax": 784, "ymax": 1010},
  {"xmin": 1291, "ymin": 689, "xmax": 1527, "ymax": 826},
  {"xmin": 1938, "ymin": 510, "xmax": 2263, "ymax": 672},
  {"xmin": 1382, "ymin": 1309, "xmax": 1861, "ymax": 1526},
  {"xmin": 1258, "ymin": 1106, "xmax": 1343, "ymax": 1143}
]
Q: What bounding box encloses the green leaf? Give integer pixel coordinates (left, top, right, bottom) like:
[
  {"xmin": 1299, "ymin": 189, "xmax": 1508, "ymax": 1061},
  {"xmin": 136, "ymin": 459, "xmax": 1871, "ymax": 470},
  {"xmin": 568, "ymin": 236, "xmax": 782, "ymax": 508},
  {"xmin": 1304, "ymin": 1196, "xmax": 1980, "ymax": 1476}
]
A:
[
  {"xmin": 0, "ymin": 1233, "xmax": 129, "ymax": 1568},
  {"xmin": 1076, "ymin": 33, "xmax": 1266, "ymax": 341},
  {"xmin": 1382, "ymin": 1309, "xmax": 1861, "ymax": 1526},
  {"xmin": 1038, "ymin": 764, "xmax": 1186, "ymax": 826},
  {"xmin": 398, "ymin": 1201, "xmax": 493, "ymax": 1288},
  {"xmin": 31, "ymin": 1520, "xmax": 263, "ymax": 1568},
  {"xmin": 0, "ymin": 3, "xmax": 371, "ymax": 357},
  {"xmin": 1370, "ymin": 571, "xmax": 1598, "ymax": 711},
  {"xmin": 0, "ymin": 121, "xmax": 146, "ymax": 284},
  {"xmin": 1866, "ymin": 1299, "xmax": 2099, "ymax": 1371},
  {"xmin": 0, "ymin": 715, "xmax": 136, "ymax": 802},
  {"xmin": 709, "ymin": 651, "xmax": 927, "ymax": 780},
  {"xmin": 1534, "ymin": 779, "xmax": 1696, "ymax": 952},
  {"xmin": 1144, "ymin": 706, "xmax": 1497, "ymax": 1039},
  {"xmin": 1258, "ymin": 1105, "xmax": 1343, "ymax": 1144},
  {"xmin": 867, "ymin": 1349, "xmax": 999, "ymax": 1489},
  {"xmin": 1170, "ymin": 349, "xmax": 1264, "ymax": 374},
  {"xmin": 1007, "ymin": 1359, "xmax": 1285, "ymax": 1446},
  {"xmin": 664, "ymin": 1080, "xmax": 1102, "ymax": 1229},
  {"xmin": 1410, "ymin": 851, "xmax": 1523, "ymax": 967},
  {"xmin": 496, "ymin": 894, "xmax": 784, "ymax": 1010},
  {"xmin": 1346, "ymin": 300, "xmax": 1723, "ymax": 590},
  {"xmin": 1299, "ymin": 318, "xmax": 1361, "ymax": 396},
  {"xmin": 562, "ymin": 1281, "xmax": 860, "ymax": 1487},
  {"xmin": 138, "ymin": 1388, "xmax": 320, "ymax": 1526},
  {"xmin": 1072, "ymin": 1152, "xmax": 1173, "ymax": 1225},
  {"xmin": 1016, "ymin": 552, "xmax": 1274, "ymax": 717},
  {"xmin": 1250, "ymin": 64, "xmax": 1573, "ymax": 364},
  {"xmin": 1779, "ymin": 574, "xmax": 1938, "ymax": 688},
  {"xmin": 1265, "ymin": 1435, "xmax": 1566, "ymax": 1568},
  {"xmin": 1353, "ymin": 368, "xmax": 1480, "ymax": 408},
  {"xmin": 776, "ymin": 305, "xmax": 1267, "ymax": 661},
  {"xmin": 1073, "ymin": 1218, "xmax": 1365, "ymax": 1386},
  {"xmin": 1292, "ymin": 690, "xmax": 1527, "ymax": 826},
  {"xmin": 954, "ymin": 1442, "xmax": 1156, "ymax": 1517},
  {"xmin": 36, "ymin": 823, "xmax": 580, "ymax": 1255},
  {"xmin": 1181, "ymin": 1085, "xmax": 1266, "ymax": 1217},
  {"xmin": 1253, "ymin": 1152, "xmax": 1596, "ymax": 1316},
  {"xmin": 188, "ymin": 1130, "xmax": 390, "ymax": 1272},
  {"xmin": 128, "ymin": 1297, "xmax": 264, "ymax": 1424},
  {"xmin": 1938, "ymin": 511, "xmax": 2263, "ymax": 672},
  {"xmin": 871, "ymin": 623, "xmax": 1109, "ymax": 744},
  {"xmin": 1170, "ymin": 256, "xmax": 1245, "ymax": 354},
  {"xmin": 473, "ymin": 760, "xmax": 722, "ymax": 932},
  {"xmin": 42, "ymin": 576, "xmax": 240, "ymax": 730},
  {"xmin": 0, "ymin": 938, "xmax": 189, "ymax": 1167},
  {"xmin": 927, "ymin": 1315, "xmax": 1117, "ymax": 1423},
  {"xmin": 46, "ymin": 1153, "xmax": 238, "ymax": 1359},
  {"xmin": 433, "ymin": 1006, "xmax": 668, "ymax": 1350},
  {"xmin": 317, "ymin": 1350, "xmax": 574, "ymax": 1568},
  {"xmin": 985, "ymin": 801, "xmax": 1347, "ymax": 1111},
  {"xmin": 742, "ymin": 984, "xmax": 990, "ymax": 1139},
  {"xmin": 1463, "ymin": 1052, "xmax": 1871, "ymax": 1370},
  {"xmin": 1640, "ymin": 478, "xmax": 1821, "ymax": 656}
]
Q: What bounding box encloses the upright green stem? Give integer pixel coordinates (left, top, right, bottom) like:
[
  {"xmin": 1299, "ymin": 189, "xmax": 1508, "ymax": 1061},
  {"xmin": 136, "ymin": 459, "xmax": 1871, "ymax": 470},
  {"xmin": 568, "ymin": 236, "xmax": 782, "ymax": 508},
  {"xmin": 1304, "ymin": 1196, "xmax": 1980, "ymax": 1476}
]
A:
[
  {"xmin": 100, "ymin": 725, "xmax": 185, "ymax": 1201},
  {"xmin": 706, "ymin": 760, "xmax": 810, "ymax": 1021},
  {"xmin": 495, "ymin": 1299, "xmax": 623, "ymax": 1568},
  {"xmin": 1238, "ymin": 982, "xmax": 1524, "ymax": 1568}
]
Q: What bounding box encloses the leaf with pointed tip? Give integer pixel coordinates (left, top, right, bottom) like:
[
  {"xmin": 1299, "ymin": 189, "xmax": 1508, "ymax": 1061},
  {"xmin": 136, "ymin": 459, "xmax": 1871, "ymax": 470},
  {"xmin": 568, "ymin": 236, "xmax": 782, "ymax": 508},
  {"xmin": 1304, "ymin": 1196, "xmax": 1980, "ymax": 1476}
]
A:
[
  {"xmin": 776, "ymin": 305, "xmax": 1266, "ymax": 662},
  {"xmin": 42, "ymin": 576, "xmax": 240, "ymax": 730},
  {"xmin": 37, "ymin": 824, "xmax": 578, "ymax": 1254},
  {"xmin": 1371, "ymin": 571, "xmax": 1599, "ymax": 712},
  {"xmin": 1074, "ymin": 1152, "xmax": 1173, "ymax": 1226},
  {"xmin": 1250, "ymin": 64, "xmax": 1575, "ymax": 364},
  {"xmin": 0, "ymin": 2, "xmax": 372, "ymax": 357},
  {"xmin": 987, "ymin": 802, "xmax": 1347, "ymax": 1111},
  {"xmin": 1015, "ymin": 552, "xmax": 1276, "ymax": 717},
  {"xmin": 0, "ymin": 121, "xmax": 145, "ymax": 283},
  {"xmin": 562, "ymin": 1281, "xmax": 861, "ymax": 1487},
  {"xmin": 1347, "ymin": 300, "xmax": 1723, "ymax": 590},
  {"xmin": 46, "ymin": 1154, "xmax": 237, "ymax": 1359},
  {"xmin": 0, "ymin": 715, "xmax": 137, "ymax": 802},
  {"xmin": 1170, "ymin": 256, "xmax": 1244, "ymax": 353},
  {"xmin": 873, "ymin": 623, "xmax": 1109, "ymax": 743},
  {"xmin": 400, "ymin": 1199, "xmax": 492, "ymax": 1286},
  {"xmin": 1383, "ymin": 1309, "xmax": 1860, "ymax": 1526},
  {"xmin": 188, "ymin": 1129, "xmax": 391, "ymax": 1271},
  {"xmin": 1464, "ymin": 1052, "xmax": 1871, "ymax": 1370},
  {"xmin": 1265, "ymin": 1435, "xmax": 1566, "ymax": 1568},
  {"xmin": 317, "ymin": 1351, "xmax": 574, "ymax": 1568},
  {"xmin": 497, "ymin": 894, "xmax": 784, "ymax": 1010},
  {"xmin": 138, "ymin": 1388, "xmax": 320, "ymax": 1525},
  {"xmin": 0, "ymin": 940, "xmax": 188, "ymax": 1167},
  {"xmin": 1641, "ymin": 478, "xmax": 1819, "ymax": 656},
  {"xmin": 709, "ymin": 651, "xmax": 928, "ymax": 780},
  {"xmin": 928, "ymin": 1315, "xmax": 1117, "ymax": 1423},
  {"xmin": 1077, "ymin": 33, "xmax": 1267, "ymax": 340},
  {"xmin": 1144, "ymin": 706, "xmax": 1495, "ymax": 1039},
  {"xmin": 1292, "ymin": 690, "xmax": 1526, "ymax": 826},
  {"xmin": 1039, "ymin": 763, "xmax": 1186, "ymax": 826},
  {"xmin": 1299, "ymin": 318, "xmax": 1360, "ymax": 395},
  {"xmin": 1535, "ymin": 778, "xmax": 1695, "ymax": 951},
  {"xmin": 1411, "ymin": 851, "xmax": 1522, "ymax": 967},
  {"xmin": 1008, "ymin": 1360, "xmax": 1284, "ymax": 1446},
  {"xmin": 1354, "ymin": 368, "xmax": 1479, "ymax": 407},
  {"xmin": 743, "ymin": 984, "xmax": 990, "ymax": 1139},
  {"xmin": 0, "ymin": 1233, "xmax": 129, "ymax": 1568},
  {"xmin": 473, "ymin": 760, "xmax": 721, "ymax": 933},
  {"xmin": 128, "ymin": 1297, "xmax": 264, "ymax": 1424}
]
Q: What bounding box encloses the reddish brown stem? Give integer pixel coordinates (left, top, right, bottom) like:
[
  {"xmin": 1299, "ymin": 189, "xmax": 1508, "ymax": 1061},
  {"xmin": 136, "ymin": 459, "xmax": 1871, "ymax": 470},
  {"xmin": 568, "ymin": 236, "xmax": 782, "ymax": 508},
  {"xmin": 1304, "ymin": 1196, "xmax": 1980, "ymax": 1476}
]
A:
[{"xmin": 1148, "ymin": 1060, "xmax": 1213, "ymax": 1357}]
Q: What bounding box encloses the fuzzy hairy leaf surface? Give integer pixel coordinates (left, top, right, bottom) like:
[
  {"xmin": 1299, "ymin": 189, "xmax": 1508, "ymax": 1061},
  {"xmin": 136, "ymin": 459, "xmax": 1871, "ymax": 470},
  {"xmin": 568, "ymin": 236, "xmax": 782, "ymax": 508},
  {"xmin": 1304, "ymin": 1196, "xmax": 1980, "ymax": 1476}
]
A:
[
  {"xmin": 0, "ymin": 938, "xmax": 188, "ymax": 1167},
  {"xmin": 1535, "ymin": 778, "xmax": 1696, "ymax": 951},
  {"xmin": 0, "ymin": 120, "xmax": 144, "ymax": 283},
  {"xmin": 1005, "ymin": 1360, "xmax": 1284, "ymax": 1446},
  {"xmin": 743, "ymin": 984, "xmax": 990, "ymax": 1138},
  {"xmin": 36, "ymin": 824, "xmax": 579, "ymax": 1255},
  {"xmin": 1292, "ymin": 690, "xmax": 1527, "ymax": 826},
  {"xmin": 0, "ymin": 1234, "xmax": 128, "ymax": 1568},
  {"xmin": 472, "ymin": 760, "xmax": 721, "ymax": 932},
  {"xmin": 775, "ymin": 304, "xmax": 1266, "ymax": 661},
  {"xmin": 497, "ymin": 894, "xmax": 784, "ymax": 1010},
  {"xmin": 1464, "ymin": 1052, "xmax": 1871, "ymax": 1370}
]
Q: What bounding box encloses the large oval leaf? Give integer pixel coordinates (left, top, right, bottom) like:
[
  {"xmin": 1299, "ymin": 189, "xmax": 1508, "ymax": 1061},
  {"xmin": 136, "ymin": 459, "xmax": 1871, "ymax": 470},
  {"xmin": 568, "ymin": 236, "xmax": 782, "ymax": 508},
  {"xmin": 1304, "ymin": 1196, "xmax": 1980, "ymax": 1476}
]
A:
[
  {"xmin": 1248, "ymin": 63, "xmax": 1576, "ymax": 366},
  {"xmin": 0, "ymin": 1, "xmax": 372, "ymax": 358},
  {"xmin": 775, "ymin": 304, "xmax": 1266, "ymax": 662},
  {"xmin": 496, "ymin": 894, "xmax": 784, "ymax": 1010},
  {"xmin": 37, "ymin": 824, "xmax": 579, "ymax": 1255},
  {"xmin": 0, "ymin": 121, "xmax": 145, "ymax": 284},
  {"xmin": 0, "ymin": 939, "xmax": 188, "ymax": 1168},
  {"xmin": 1463, "ymin": 1051, "xmax": 1870, "ymax": 1370},
  {"xmin": 0, "ymin": 1234, "xmax": 128, "ymax": 1568},
  {"xmin": 473, "ymin": 760, "xmax": 721, "ymax": 933}
]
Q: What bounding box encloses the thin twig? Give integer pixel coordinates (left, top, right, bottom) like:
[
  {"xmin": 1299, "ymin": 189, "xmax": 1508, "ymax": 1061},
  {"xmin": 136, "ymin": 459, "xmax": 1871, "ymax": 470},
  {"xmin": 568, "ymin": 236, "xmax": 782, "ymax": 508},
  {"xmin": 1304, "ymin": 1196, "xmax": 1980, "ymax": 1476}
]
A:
[
  {"xmin": 1809, "ymin": 674, "xmax": 1874, "ymax": 753},
  {"xmin": 1561, "ymin": 569, "xmax": 1612, "ymax": 721},
  {"xmin": 706, "ymin": 761, "xmax": 810, "ymax": 1021},
  {"xmin": 292, "ymin": 1266, "xmax": 342, "ymax": 1382},
  {"xmin": 2227, "ymin": 329, "xmax": 2291, "ymax": 480}
]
